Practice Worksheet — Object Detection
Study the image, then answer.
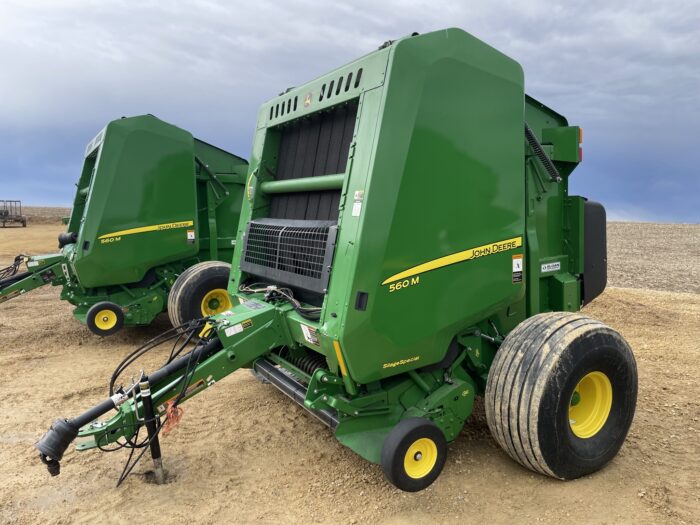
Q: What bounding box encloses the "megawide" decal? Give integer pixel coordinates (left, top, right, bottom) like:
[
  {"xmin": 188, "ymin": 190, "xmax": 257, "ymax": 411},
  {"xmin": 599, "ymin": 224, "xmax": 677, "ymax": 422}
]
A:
[{"xmin": 382, "ymin": 236, "xmax": 523, "ymax": 286}]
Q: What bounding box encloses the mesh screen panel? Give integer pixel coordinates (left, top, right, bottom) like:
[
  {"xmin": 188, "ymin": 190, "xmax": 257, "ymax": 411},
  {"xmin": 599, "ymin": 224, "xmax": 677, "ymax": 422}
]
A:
[{"xmin": 241, "ymin": 218, "xmax": 338, "ymax": 293}]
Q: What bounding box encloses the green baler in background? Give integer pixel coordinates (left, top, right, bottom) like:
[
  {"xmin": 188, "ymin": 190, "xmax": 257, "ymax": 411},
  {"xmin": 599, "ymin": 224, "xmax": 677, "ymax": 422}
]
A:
[
  {"xmin": 36, "ymin": 29, "xmax": 636, "ymax": 491},
  {"xmin": 0, "ymin": 115, "xmax": 247, "ymax": 335}
]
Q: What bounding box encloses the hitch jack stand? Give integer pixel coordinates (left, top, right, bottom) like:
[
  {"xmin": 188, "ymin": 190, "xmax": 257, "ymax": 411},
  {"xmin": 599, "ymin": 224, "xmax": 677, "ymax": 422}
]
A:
[{"xmin": 139, "ymin": 377, "xmax": 165, "ymax": 484}]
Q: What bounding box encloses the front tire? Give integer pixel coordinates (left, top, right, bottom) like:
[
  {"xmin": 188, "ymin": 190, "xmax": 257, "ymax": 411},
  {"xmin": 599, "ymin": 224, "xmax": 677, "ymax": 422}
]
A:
[
  {"xmin": 167, "ymin": 261, "xmax": 232, "ymax": 329},
  {"xmin": 381, "ymin": 417, "xmax": 447, "ymax": 492},
  {"xmin": 485, "ymin": 312, "xmax": 637, "ymax": 479},
  {"xmin": 86, "ymin": 301, "xmax": 124, "ymax": 336}
]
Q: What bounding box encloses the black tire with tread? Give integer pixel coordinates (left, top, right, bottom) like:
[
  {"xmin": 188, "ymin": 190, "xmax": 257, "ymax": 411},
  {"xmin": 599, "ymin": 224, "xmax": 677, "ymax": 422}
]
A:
[
  {"xmin": 167, "ymin": 261, "xmax": 231, "ymax": 330},
  {"xmin": 484, "ymin": 312, "xmax": 637, "ymax": 479},
  {"xmin": 381, "ymin": 417, "xmax": 447, "ymax": 492},
  {"xmin": 86, "ymin": 301, "xmax": 124, "ymax": 336}
]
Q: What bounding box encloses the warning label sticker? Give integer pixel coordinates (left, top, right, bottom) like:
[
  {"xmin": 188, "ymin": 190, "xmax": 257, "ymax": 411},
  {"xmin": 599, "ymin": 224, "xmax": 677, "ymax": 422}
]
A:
[
  {"xmin": 512, "ymin": 254, "xmax": 523, "ymax": 283},
  {"xmin": 240, "ymin": 298, "xmax": 266, "ymax": 310},
  {"xmin": 352, "ymin": 190, "xmax": 364, "ymax": 217},
  {"xmin": 224, "ymin": 319, "xmax": 253, "ymax": 337},
  {"xmin": 300, "ymin": 324, "xmax": 320, "ymax": 346},
  {"xmin": 186, "ymin": 230, "xmax": 195, "ymax": 244}
]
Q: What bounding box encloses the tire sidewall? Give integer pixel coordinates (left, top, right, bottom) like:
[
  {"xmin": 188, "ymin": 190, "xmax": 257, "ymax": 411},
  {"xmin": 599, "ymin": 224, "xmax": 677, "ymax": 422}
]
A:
[{"xmin": 538, "ymin": 330, "xmax": 637, "ymax": 479}]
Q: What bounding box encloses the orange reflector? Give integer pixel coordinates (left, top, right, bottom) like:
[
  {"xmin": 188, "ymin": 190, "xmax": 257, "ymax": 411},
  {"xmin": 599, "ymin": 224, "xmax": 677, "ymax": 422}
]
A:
[
  {"xmin": 333, "ymin": 340, "xmax": 348, "ymax": 376},
  {"xmin": 579, "ymin": 127, "xmax": 583, "ymax": 144}
]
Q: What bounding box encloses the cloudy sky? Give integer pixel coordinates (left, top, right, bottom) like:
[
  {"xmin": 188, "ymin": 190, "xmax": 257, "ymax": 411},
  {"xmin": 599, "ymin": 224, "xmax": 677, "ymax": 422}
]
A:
[{"xmin": 1, "ymin": 1, "xmax": 698, "ymax": 222}]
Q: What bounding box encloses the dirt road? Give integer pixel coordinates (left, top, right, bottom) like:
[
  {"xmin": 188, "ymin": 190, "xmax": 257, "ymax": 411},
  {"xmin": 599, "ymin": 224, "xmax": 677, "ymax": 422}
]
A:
[{"xmin": 1, "ymin": 220, "xmax": 698, "ymax": 524}]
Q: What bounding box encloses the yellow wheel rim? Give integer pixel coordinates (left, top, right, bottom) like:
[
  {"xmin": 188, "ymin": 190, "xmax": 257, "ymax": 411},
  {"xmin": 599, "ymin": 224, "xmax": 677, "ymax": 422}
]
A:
[
  {"xmin": 200, "ymin": 288, "xmax": 232, "ymax": 316},
  {"xmin": 569, "ymin": 371, "xmax": 613, "ymax": 438},
  {"xmin": 403, "ymin": 438, "xmax": 438, "ymax": 479},
  {"xmin": 94, "ymin": 309, "xmax": 117, "ymax": 331}
]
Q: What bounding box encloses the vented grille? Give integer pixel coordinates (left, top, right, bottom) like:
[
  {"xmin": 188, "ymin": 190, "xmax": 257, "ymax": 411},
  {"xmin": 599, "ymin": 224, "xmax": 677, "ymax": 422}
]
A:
[{"xmin": 241, "ymin": 218, "xmax": 338, "ymax": 293}]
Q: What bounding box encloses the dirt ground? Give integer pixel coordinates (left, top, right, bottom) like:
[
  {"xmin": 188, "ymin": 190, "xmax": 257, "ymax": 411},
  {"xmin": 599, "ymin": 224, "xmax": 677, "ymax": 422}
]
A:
[{"xmin": 0, "ymin": 219, "xmax": 698, "ymax": 525}]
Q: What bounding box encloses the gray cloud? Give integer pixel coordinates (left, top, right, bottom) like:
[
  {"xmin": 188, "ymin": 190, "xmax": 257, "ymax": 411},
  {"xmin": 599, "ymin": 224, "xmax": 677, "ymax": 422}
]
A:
[{"xmin": 0, "ymin": 1, "xmax": 698, "ymax": 221}]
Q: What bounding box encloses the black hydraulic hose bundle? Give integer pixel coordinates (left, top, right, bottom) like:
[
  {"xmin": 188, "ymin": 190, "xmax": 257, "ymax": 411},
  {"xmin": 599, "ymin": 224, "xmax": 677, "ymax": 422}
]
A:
[
  {"xmin": 0, "ymin": 254, "xmax": 29, "ymax": 286},
  {"xmin": 35, "ymin": 319, "xmax": 223, "ymax": 485},
  {"xmin": 109, "ymin": 318, "xmax": 206, "ymax": 396},
  {"xmin": 239, "ymin": 282, "xmax": 322, "ymax": 321},
  {"xmin": 114, "ymin": 333, "xmax": 222, "ymax": 486}
]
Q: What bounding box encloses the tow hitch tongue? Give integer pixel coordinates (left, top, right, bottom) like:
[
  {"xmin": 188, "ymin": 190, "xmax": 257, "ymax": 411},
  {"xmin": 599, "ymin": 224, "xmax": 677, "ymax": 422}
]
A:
[
  {"xmin": 33, "ymin": 309, "xmax": 275, "ymax": 484},
  {"xmin": 35, "ymin": 379, "xmax": 166, "ymax": 482}
]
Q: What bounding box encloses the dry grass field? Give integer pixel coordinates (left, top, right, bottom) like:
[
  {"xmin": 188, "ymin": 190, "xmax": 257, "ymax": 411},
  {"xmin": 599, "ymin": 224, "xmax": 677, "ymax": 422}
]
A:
[{"xmin": 0, "ymin": 215, "xmax": 698, "ymax": 524}]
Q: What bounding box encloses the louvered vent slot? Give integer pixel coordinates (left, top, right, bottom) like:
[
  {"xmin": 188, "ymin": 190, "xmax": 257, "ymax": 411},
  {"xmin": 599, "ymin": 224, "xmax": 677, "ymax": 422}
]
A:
[{"xmin": 319, "ymin": 67, "xmax": 363, "ymax": 102}]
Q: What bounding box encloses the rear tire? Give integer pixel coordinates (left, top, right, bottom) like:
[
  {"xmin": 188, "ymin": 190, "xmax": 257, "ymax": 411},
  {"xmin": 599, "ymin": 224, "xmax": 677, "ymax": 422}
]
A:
[
  {"xmin": 86, "ymin": 301, "xmax": 124, "ymax": 336},
  {"xmin": 484, "ymin": 312, "xmax": 637, "ymax": 479},
  {"xmin": 167, "ymin": 261, "xmax": 232, "ymax": 330},
  {"xmin": 381, "ymin": 417, "xmax": 447, "ymax": 492}
]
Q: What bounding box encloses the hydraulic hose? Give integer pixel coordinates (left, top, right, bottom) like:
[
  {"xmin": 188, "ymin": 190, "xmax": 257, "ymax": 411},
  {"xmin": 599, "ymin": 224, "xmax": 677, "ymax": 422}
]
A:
[
  {"xmin": 35, "ymin": 336, "xmax": 223, "ymax": 476},
  {"xmin": 0, "ymin": 254, "xmax": 28, "ymax": 282}
]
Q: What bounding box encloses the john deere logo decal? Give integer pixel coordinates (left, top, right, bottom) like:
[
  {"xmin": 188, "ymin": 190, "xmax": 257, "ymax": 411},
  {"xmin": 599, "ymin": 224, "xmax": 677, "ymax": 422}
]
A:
[
  {"xmin": 98, "ymin": 220, "xmax": 194, "ymax": 244},
  {"xmin": 382, "ymin": 236, "xmax": 523, "ymax": 286},
  {"xmin": 304, "ymin": 93, "xmax": 313, "ymax": 107}
]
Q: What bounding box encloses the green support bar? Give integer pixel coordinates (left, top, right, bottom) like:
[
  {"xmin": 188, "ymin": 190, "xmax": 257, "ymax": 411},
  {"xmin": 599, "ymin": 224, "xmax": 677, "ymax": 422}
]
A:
[{"xmin": 260, "ymin": 173, "xmax": 345, "ymax": 194}]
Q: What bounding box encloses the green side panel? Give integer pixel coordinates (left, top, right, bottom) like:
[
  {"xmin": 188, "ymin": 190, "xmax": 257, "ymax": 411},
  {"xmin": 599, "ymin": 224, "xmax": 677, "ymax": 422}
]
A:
[{"xmin": 332, "ymin": 29, "xmax": 526, "ymax": 383}]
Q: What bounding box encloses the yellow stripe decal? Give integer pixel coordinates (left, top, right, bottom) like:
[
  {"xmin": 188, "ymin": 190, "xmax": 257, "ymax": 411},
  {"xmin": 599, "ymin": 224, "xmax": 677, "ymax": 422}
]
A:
[
  {"xmin": 382, "ymin": 236, "xmax": 523, "ymax": 285},
  {"xmin": 333, "ymin": 340, "xmax": 348, "ymax": 376},
  {"xmin": 98, "ymin": 220, "xmax": 194, "ymax": 240}
]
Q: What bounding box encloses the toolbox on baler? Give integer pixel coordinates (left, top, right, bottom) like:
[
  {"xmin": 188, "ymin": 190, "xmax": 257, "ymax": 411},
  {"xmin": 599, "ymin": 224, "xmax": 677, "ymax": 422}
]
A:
[
  {"xmin": 36, "ymin": 29, "xmax": 636, "ymax": 491},
  {"xmin": 0, "ymin": 115, "xmax": 247, "ymax": 335}
]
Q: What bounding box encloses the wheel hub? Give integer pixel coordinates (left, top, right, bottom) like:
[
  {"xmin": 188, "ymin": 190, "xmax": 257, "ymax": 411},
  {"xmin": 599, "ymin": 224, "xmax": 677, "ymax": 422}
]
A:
[
  {"xmin": 569, "ymin": 371, "xmax": 613, "ymax": 439},
  {"xmin": 94, "ymin": 309, "xmax": 117, "ymax": 331},
  {"xmin": 200, "ymin": 288, "xmax": 232, "ymax": 316},
  {"xmin": 404, "ymin": 438, "xmax": 437, "ymax": 479}
]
